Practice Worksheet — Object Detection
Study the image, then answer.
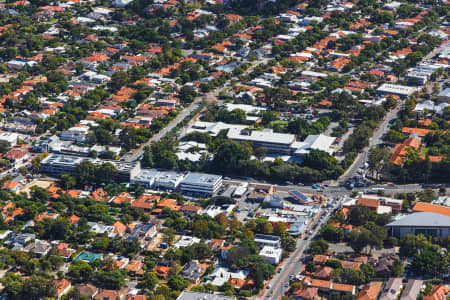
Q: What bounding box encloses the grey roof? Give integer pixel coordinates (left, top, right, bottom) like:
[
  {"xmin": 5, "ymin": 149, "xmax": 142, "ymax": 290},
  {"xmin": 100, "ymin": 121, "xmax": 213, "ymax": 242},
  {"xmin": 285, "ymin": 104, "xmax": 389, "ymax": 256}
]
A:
[
  {"xmin": 400, "ymin": 279, "xmax": 423, "ymax": 300},
  {"xmin": 380, "ymin": 278, "xmax": 403, "ymax": 300},
  {"xmin": 386, "ymin": 212, "xmax": 450, "ymax": 227},
  {"xmin": 438, "ymin": 88, "xmax": 450, "ymax": 97},
  {"xmin": 181, "ymin": 172, "xmax": 222, "ymax": 186},
  {"xmin": 177, "ymin": 291, "xmax": 235, "ymax": 300},
  {"xmin": 289, "ymin": 190, "xmax": 309, "ymax": 203}
]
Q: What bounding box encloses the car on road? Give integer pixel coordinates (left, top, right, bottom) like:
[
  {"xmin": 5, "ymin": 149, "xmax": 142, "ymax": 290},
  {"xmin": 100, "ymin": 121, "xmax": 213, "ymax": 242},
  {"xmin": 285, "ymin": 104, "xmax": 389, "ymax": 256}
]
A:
[{"xmin": 297, "ymin": 183, "xmax": 304, "ymax": 186}]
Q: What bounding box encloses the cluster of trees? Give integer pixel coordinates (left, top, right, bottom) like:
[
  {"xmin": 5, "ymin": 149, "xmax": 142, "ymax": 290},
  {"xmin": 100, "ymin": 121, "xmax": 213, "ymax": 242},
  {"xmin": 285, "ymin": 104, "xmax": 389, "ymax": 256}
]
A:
[
  {"xmin": 322, "ymin": 205, "xmax": 392, "ymax": 253},
  {"xmin": 399, "ymin": 234, "xmax": 450, "ymax": 277},
  {"xmin": 327, "ymin": 262, "xmax": 375, "ymax": 286},
  {"xmin": 1, "ymin": 273, "xmax": 57, "ymax": 300},
  {"xmin": 202, "ymin": 107, "xmax": 247, "ymax": 124},
  {"xmin": 74, "ymin": 161, "xmax": 118, "ymax": 187}
]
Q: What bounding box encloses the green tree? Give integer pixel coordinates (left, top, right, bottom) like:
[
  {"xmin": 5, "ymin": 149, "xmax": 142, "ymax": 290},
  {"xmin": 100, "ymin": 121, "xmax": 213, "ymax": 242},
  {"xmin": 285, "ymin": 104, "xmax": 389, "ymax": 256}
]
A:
[
  {"xmin": 390, "ymin": 259, "xmax": 404, "ymax": 277},
  {"xmin": 179, "ymin": 86, "xmax": 198, "ymax": 103},
  {"xmin": 60, "ymin": 173, "xmax": 76, "ymax": 190},
  {"xmin": 109, "ymin": 71, "xmax": 129, "ymax": 92},
  {"xmin": 69, "ymin": 261, "xmax": 94, "ymax": 283},
  {"xmin": 95, "ymin": 270, "xmax": 126, "ymax": 290},
  {"xmin": 20, "ymin": 275, "xmax": 57, "ymax": 300},
  {"xmin": 412, "ymin": 249, "xmax": 442, "ymax": 277},
  {"xmin": 140, "ymin": 271, "xmax": 159, "ymax": 291},
  {"xmin": 368, "ymin": 146, "xmax": 390, "ymax": 180},
  {"xmin": 320, "ymin": 224, "xmax": 344, "ymax": 242}
]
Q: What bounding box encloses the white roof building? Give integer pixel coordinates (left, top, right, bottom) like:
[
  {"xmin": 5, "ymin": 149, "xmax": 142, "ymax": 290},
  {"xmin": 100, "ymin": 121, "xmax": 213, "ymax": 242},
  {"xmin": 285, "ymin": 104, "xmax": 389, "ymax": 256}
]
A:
[
  {"xmin": 0, "ymin": 132, "xmax": 18, "ymax": 146},
  {"xmin": 209, "ymin": 267, "xmax": 248, "ymax": 286},
  {"xmin": 259, "ymin": 246, "xmax": 283, "ymax": 264},
  {"xmin": 294, "ymin": 134, "xmax": 336, "ymax": 157},
  {"xmin": 174, "ymin": 236, "xmax": 201, "ymax": 248},
  {"xmin": 376, "ymin": 83, "xmax": 417, "ymax": 97}
]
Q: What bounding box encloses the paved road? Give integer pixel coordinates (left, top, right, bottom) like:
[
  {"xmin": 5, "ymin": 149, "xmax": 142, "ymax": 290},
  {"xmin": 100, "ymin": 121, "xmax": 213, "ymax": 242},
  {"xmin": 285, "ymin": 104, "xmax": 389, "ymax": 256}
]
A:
[
  {"xmin": 125, "ymin": 59, "xmax": 266, "ymax": 162},
  {"xmin": 339, "ymin": 105, "xmax": 400, "ymax": 182},
  {"xmin": 125, "ymin": 100, "xmax": 203, "ymax": 162},
  {"xmin": 223, "ymin": 179, "xmax": 426, "ymax": 197},
  {"xmin": 263, "ymin": 198, "xmax": 344, "ymax": 299}
]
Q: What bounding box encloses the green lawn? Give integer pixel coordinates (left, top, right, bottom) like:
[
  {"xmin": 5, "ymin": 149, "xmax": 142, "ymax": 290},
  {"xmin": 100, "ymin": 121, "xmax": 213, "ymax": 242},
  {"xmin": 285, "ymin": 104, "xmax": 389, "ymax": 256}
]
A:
[{"xmin": 268, "ymin": 120, "xmax": 288, "ymax": 131}]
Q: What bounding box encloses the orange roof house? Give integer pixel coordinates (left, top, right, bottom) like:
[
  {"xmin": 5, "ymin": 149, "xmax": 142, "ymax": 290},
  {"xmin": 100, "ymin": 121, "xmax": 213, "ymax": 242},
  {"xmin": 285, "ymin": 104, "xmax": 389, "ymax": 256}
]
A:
[
  {"xmin": 293, "ymin": 287, "xmax": 319, "ymax": 299},
  {"xmin": 54, "ymin": 278, "xmax": 71, "ymax": 298},
  {"xmin": 154, "ymin": 266, "xmax": 170, "ymax": 278},
  {"xmin": 35, "ymin": 212, "xmax": 58, "ymax": 222},
  {"xmin": 86, "ymin": 111, "xmax": 109, "ymax": 121},
  {"xmin": 113, "ymin": 221, "xmax": 127, "ymax": 235},
  {"xmin": 424, "ymin": 286, "xmax": 449, "ymax": 300},
  {"xmin": 2, "ymin": 180, "xmax": 20, "ymax": 192},
  {"xmin": 418, "ymin": 119, "xmax": 433, "ymax": 127},
  {"xmin": 357, "ymin": 282, "xmax": 382, "ymax": 300},
  {"xmin": 224, "ymin": 14, "xmax": 242, "ymax": 24},
  {"xmin": 81, "ymin": 53, "xmax": 110, "ymax": 63},
  {"xmin": 68, "ymin": 215, "xmax": 80, "ymax": 225},
  {"xmin": 89, "ymin": 188, "xmax": 109, "ymax": 202},
  {"xmin": 401, "ymin": 127, "xmax": 431, "ymax": 137},
  {"xmin": 156, "ymin": 198, "xmax": 179, "ymax": 211},
  {"xmin": 390, "ymin": 137, "xmax": 422, "ymax": 166},
  {"xmin": 131, "ymin": 194, "xmax": 159, "ymax": 211},
  {"xmin": 111, "ymin": 192, "xmax": 134, "ymax": 205},
  {"xmin": 419, "ymin": 155, "xmax": 444, "ymax": 162},
  {"xmin": 318, "ymin": 99, "xmax": 333, "ymax": 107},
  {"xmin": 413, "ymin": 202, "xmax": 450, "ymax": 217},
  {"xmin": 327, "ymin": 57, "xmax": 351, "ymax": 72}
]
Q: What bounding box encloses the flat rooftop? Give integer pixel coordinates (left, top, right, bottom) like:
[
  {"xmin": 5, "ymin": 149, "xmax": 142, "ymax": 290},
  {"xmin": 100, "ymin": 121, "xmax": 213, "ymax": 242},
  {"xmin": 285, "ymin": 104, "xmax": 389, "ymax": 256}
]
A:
[{"xmin": 181, "ymin": 172, "xmax": 222, "ymax": 186}]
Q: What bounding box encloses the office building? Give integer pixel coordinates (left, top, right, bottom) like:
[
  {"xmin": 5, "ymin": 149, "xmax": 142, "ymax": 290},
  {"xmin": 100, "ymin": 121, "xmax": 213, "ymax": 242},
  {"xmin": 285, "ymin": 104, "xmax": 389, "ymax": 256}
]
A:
[
  {"xmin": 40, "ymin": 154, "xmax": 140, "ymax": 182},
  {"xmin": 437, "ymin": 88, "xmax": 450, "ymax": 103},
  {"xmin": 153, "ymin": 171, "xmax": 185, "ymax": 190},
  {"xmin": 180, "ymin": 172, "xmax": 222, "ymax": 196},
  {"xmin": 227, "ymin": 128, "xmax": 295, "ymax": 154},
  {"xmin": 254, "ymin": 234, "xmax": 281, "ymax": 248},
  {"xmin": 293, "ymin": 134, "xmax": 336, "ymax": 157},
  {"xmin": 60, "ymin": 126, "xmax": 89, "ymax": 143},
  {"xmin": 177, "ymin": 291, "xmax": 235, "ymax": 300},
  {"xmin": 0, "ymin": 132, "xmax": 18, "ymax": 146},
  {"xmin": 259, "ymin": 246, "xmax": 283, "ymax": 264},
  {"xmin": 376, "ymin": 83, "xmax": 417, "ymax": 97}
]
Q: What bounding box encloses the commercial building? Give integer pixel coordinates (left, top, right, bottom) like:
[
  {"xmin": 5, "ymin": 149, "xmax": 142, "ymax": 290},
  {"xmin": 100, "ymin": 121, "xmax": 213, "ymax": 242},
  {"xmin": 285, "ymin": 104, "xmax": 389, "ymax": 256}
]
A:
[
  {"xmin": 386, "ymin": 212, "xmax": 450, "ymax": 239},
  {"xmin": 0, "ymin": 132, "xmax": 18, "ymax": 146},
  {"xmin": 130, "ymin": 169, "xmax": 160, "ymax": 188},
  {"xmin": 40, "ymin": 154, "xmax": 140, "ymax": 182},
  {"xmin": 437, "ymin": 88, "xmax": 450, "ymax": 103},
  {"xmin": 60, "ymin": 126, "xmax": 89, "ymax": 143},
  {"xmin": 254, "ymin": 234, "xmax": 281, "ymax": 248},
  {"xmin": 259, "ymin": 246, "xmax": 283, "ymax": 264},
  {"xmin": 177, "ymin": 291, "xmax": 235, "ymax": 300},
  {"xmin": 187, "ymin": 122, "xmax": 336, "ymax": 157},
  {"xmin": 153, "ymin": 171, "xmax": 186, "ymax": 190},
  {"xmin": 179, "ymin": 172, "xmax": 222, "ymax": 196},
  {"xmin": 293, "ymin": 134, "xmax": 336, "ymax": 157},
  {"xmin": 376, "ymin": 83, "xmax": 417, "ymax": 97},
  {"xmin": 227, "ymin": 127, "xmax": 295, "ymax": 154}
]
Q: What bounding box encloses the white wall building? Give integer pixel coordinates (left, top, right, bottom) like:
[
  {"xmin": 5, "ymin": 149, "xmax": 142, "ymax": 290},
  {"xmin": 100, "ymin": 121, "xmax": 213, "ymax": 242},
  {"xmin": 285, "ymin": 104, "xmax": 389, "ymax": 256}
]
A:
[
  {"xmin": 259, "ymin": 246, "xmax": 283, "ymax": 264},
  {"xmin": 0, "ymin": 132, "xmax": 18, "ymax": 146},
  {"xmin": 180, "ymin": 172, "xmax": 222, "ymax": 196}
]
